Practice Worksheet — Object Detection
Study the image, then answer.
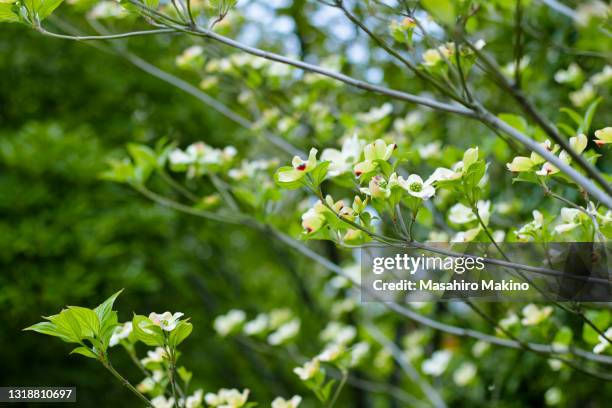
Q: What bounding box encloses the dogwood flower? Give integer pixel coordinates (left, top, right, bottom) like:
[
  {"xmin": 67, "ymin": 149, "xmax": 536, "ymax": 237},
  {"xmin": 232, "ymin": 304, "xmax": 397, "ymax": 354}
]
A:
[
  {"xmin": 499, "ymin": 312, "xmax": 519, "ymax": 330},
  {"xmin": 320, "ymin": 134, "xmax": 365, "ymax": 176},
  {"xmin": 521, "ymin": 304, "xmax": 553, "ymax": 326},
  {"xmin": 175, "ymin": 45, "xmax": 204, "ymax": 69},
  {"xmin": 137, "ymin": 377, "xmax": 155, "ymax": 393},
  {"xmin": 301, "ymin": 204, "xmax": 326, "ymax": 234},
  {"xmin": 422, "ymin": 43, "xmax": 454, "ymax": 67},
  {"xmin": 448, "ymin": 203, "xmax": 476, "ymax": 224},
  {"xmin": 293, "ymin": 358, "xmax": 321, "ymax": 381},
  {"xmin": 205, "ymin": 388, "xmax": 250, "ymax": 407},
  {"xmin": 535, "ymin": 162, "xmax": 559, "ymax": 176},
  {"xmin": 554, "ymin": 208, "xmax": 587, "ymax": 234},
  {"xmin": 151, "ymin": 395, "xmax": 175, "ymax": 408},
  {"xmin": 320, "ymin": 322, "xmax": 356, "ymax": 345},
  {"xmin": 349, "ymin": 341, "xmax": 370, "ymax": 367},
  {"xmin": 181, "ymin": 389, "xmax": 204, "ymax": 408},
  {"xmin": 593, "ymin": 327, "xmax": 612, "ymax": 354},
  {"xmin": 214, "ymin": 310, "xmax": 246, "ymax": 337},
  {"xmin": 267, "ymin": 318, "xmax": 300, "ymax": 345},
  {"xmin": 360, "ymin": 175, "xmax": 392, "ymax": 199},
  {"xmin": 506, "ymin": 156, "xmax": 535, "ymax": 172},
  {"xmin": 149, "ymin": 312, "xmax": 184, "ymax": 332},
  {"xmin": 353, "ymin": 139, "xmax": 396, "ymax": 176},
  {"xmin": 516, "ymin": 210, "xmax": 544, "ymax": 240},
  {"xmin": 591, "ymin": 65, "xmax": 612, "ymax": 85},
  {"xmin": 569, "ymin": 83, "xmax": 595, "ymax": 107},
  {"xmin": 271, "ymin": 395, "xmax": 302, "ymax": 408},
  {"xmin": 243, "ymin": 313, "xmax": 269, "ymax": 336},
  {"xmin": 141, "ymin": 347, "xmax": 167, "ymax": 366},
  {"xmin": 595, "ymin": 127, "xmax": 612, "ymax": 146},
  {"xmin": 422, "ymin": 350, "xmax": 452, "ymax": 376},
  {"xmin": 453, "ymin": 362, "xmax": 477, "ymax": 386},
  {"xmin": 398, "ymin": 174, "xmax": 435, "ymax": 199},
  {"xmin": 277, "ymin": 148, "xmax": 318, "ymax": 182},
  {"xmin": 417, "ymin": 141, "xmax": 441, "ymax": 159},
  {"xmin": 317, "ymin": 343, "xmax": 345, "ymax": 362},
  {"xmin": 426, "ymin": 167, "xmax": 462, "ymax": 184},
  {"xmin": 169, "ymin": 142, "xmax": 236, "ymax": 176},
  {"xmin": 558, "ymin": 134, "xmax": 588, "ymax": 163},
  {"xmin": 531, "ymin": 140, "xmax": 559, "ymax": 165},
  {"xmin": 451, "ymin": 227, "xmax": 481, "ymax": 243},
  {"xmin": 554, "ymin": 63, "xmax": 583, "ymax": 84},
  {"xmin": 109, "ymin": 322, "xmax": 132, "ymax": 347},
  {"xmin": 356, "ymin": 103, "xmax": 393, "ymax": 123}
]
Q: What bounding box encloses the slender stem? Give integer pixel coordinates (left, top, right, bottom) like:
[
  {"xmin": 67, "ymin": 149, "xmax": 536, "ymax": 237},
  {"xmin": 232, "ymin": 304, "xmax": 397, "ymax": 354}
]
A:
[
  {"xmin": 102, "ymin": 361, "xmax": 154, "ymax": 407},
  {"xmin": 36, "ymin": 26, "xmax": 176, "ymax": 41},
  {"xmin": 327, "ymin": 369, "xmax": 348, "ymax": 408}
]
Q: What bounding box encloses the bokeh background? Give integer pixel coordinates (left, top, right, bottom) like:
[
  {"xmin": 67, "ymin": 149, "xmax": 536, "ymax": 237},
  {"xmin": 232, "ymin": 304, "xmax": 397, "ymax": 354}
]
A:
[{"xmin": 1, "ymin": 1, "xmax": 612, "ymax": 407}]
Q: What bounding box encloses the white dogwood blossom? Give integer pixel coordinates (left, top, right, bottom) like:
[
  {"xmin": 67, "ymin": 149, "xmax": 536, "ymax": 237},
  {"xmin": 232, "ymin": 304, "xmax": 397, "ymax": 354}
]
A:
[
  {"xmin": 521, "ymin": 304, "xmax": 553, "ymax": 326},
  {"xmin": 453, "ymin": 362, "xmax": 477, "ymax": 386},
  {"xmin": 214, "ymin": 310, "xmax": 246, "ymax": 337},
  {"xmin": 593, "ymin": 328, "xmax": 612, "ymax": 354},
  {"xmin": 109, "ymin": 321, "xmax": 132, "ymax": 347},
  {"xmin": 267, "ymin": 318, "xmax": 300, "ymax": 345},
  {"xmin": 141, "ymin": 347, "xmax": 167, "ymax": 366},
  {"xmin": 554, "ymin": 208, "xmax": 587, "ymax": 234},
  {"xmin": 422, "ymin": 350, "xmax": 452, "ymax": 376},
  {"xmin": 149, "ymin": 311, "xmax": 184, "ymax": 332},
  {"xmin": 243, "ymin": 313, "xmax": 269, "ymax": 336},
  {"xmin": 205, "ymin": 388, "xmax": 250, "ymax": 408},
  {"xmin": 180, "ymin": 390, "xmax": 204, "ymax": 408},
  {"xmin": 151, "ymin": 396, "xmax": 175, "ymax": 408},
  {"xmin": 277, "ymin": 148, "xmax": 318, "ymax": 183},
  {"xmin": 397, "ymin": 174, "xmax": 435, "ymax": 199},
  {"xmin": 293, "ymin": 358, "xmax": 321, "ymax": 381},
  {"xmin": 353, "ymin": 139, "xmax": 396, "ymax": 176},
  {"xmin": 594, "ymin": 127, "xmax": 612, "ymax": 146},
  {"xmin": 516, "ymin": 210, "xmax": 544, "ymax": 240},
  {"xmin": 320, "ymin": 134, "xmax": 364, "ymax": 176},
  {"xmin": 271, "ymin": 395, "xmax": 302, "ymax": 408}
]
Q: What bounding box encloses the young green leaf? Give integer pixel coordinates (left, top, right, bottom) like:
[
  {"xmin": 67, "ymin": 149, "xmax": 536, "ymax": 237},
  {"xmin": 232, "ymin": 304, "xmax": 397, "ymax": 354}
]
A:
[
  {"xmin": 168, "ymin": 321, "xmax": 193, "ymax": 348},
  {"xmin": 70, "ymin": 346, "xmax": 98, "ymax": 359}
]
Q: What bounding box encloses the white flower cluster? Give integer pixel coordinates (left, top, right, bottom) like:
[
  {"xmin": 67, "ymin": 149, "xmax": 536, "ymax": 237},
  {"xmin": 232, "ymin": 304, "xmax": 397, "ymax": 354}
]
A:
[
  {"xmin": 205, "ymin": 388, "xmax": 250, "ymax": 408},
  {"xmin": 213, "ymin": 309, "xmax": 301, "ymax": 346},
  {"xmin": 169, "ymin": 142, "xmax": 237, "ymax": 177},
  {"xmin": 150, "ymin": 389, "xmax": 204, "ymax": 408}
]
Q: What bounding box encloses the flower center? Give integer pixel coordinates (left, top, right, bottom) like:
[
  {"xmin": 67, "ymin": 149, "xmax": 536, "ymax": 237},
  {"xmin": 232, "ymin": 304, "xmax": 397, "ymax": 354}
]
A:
[{"xmin": 409, "ymin": 182, "xmax": 422, "ymax": 192}]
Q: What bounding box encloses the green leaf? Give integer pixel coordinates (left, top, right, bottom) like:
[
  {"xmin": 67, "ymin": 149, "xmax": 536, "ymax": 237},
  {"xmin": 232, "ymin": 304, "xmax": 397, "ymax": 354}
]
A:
[
  {"xmin": 375, "ymin": 159, "xmax": 393, "ymax": 178},
  {"xmin": 560, "ymin": 107, "xmax": 583, "ymax": 130},
  {"xmin": 274, "ymin": 166, "xmax": 306, "ymax": 190},
  {"xmin": 70, "ymin": 346, "xmax": 98, "ymax": 359},
  {"xmin": 177, "ymin": 366, "xmax": 192, "ymax": 384},
  {"xmin": 582, "ymin": 97, "xmax": 602, "ymax": 134},
  {"xmin": 0, "ymin": 3, "xmax": 21, "ymax": 23},
  {"xmin": 99, "ymin": 311, "xmax": 119, "ymax": 349},
  {"xmin": 128, "ymin": 143, "xmax": 157, "ymax": 167},
  {"xmin": 23, "ymin": 321, "xmax": 74, "ymax": 342},
  {"xmin": 99, "ymin": 158, "xmax": 136, "ymax": 184},
  {"xmin": 132, "ymin": 315, "xmax": 165, "ymax": 347},
  {"xmin": 94, "ymin": 289, "xmax": 123, "ymax": 327},
  {"xmin": 557, "ymin": 122, "xmax": 576, "ymax": 138},
  {"xmin": 310, "ymin": 161, "xmax": 330, "ymax": 188},
  {"xmin": 169, "ymin": 321, "xmax": 193, "ymax": 348},
  {"xmin": 24, "ymin": 0, "xmax": 64, "ymax": 21},
  {"xmin": 421, "ymin": 0, "xmax": 456, "ymax": 25},
  {"xmin": 67, "ymin": 306, "xmax": 100, "ymax": 338}
]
